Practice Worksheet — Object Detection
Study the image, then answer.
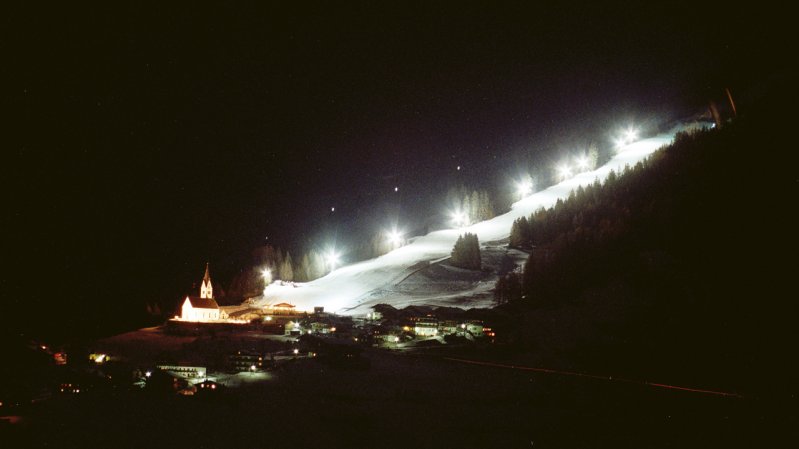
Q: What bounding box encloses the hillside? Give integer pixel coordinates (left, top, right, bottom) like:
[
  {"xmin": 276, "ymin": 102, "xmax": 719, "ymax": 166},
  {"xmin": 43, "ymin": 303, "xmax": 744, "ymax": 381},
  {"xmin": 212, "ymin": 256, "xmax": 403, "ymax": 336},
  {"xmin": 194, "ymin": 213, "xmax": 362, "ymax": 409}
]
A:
[
  {"xmin": 493, "ymin": 114, "xmax": 798, "ymax": 402},
  {"xmin": 253, "ymin": 126, "xmax": 684, "ymax": 313}
]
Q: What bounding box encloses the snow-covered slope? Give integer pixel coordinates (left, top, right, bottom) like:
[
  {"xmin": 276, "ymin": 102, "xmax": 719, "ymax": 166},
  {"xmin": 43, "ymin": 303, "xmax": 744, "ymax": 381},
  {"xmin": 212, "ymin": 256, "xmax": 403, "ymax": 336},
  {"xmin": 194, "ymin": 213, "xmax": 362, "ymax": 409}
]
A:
[{"xmin": 253, "ymin": 127, "xmax": 684, "ymax": 315}]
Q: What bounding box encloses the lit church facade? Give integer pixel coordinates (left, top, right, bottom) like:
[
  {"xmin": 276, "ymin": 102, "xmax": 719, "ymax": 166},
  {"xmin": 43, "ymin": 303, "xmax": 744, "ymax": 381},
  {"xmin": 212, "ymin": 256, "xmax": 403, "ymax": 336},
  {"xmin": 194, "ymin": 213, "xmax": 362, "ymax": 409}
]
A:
[{"xmin": 180, "ymin": 264, "xmax": 221, "ymax": 322}]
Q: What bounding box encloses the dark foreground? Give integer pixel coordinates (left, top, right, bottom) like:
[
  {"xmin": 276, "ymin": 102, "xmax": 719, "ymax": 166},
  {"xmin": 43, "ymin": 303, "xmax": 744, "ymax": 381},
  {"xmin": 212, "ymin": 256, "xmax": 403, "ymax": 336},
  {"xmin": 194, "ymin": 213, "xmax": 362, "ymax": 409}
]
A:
[{"xmin": 2, "ymin": 348, "xmax": 793, "ymax": 449}]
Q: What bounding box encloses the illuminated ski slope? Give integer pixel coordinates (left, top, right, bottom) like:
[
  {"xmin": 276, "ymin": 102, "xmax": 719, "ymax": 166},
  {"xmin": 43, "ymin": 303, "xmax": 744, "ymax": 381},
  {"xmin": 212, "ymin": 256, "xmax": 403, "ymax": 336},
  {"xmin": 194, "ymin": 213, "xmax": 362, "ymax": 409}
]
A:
[{"xmin": 253, "ymin": 126, "xmax": 686, "ymax": 314}]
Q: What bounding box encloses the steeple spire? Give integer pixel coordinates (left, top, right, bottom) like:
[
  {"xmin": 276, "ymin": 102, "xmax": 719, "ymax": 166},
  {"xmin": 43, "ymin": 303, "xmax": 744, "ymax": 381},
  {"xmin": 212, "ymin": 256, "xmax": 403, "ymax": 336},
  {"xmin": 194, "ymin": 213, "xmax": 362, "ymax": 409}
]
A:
[{"xmin": 200, "ymin": 263, "xmax": 213, "ymax": 299}]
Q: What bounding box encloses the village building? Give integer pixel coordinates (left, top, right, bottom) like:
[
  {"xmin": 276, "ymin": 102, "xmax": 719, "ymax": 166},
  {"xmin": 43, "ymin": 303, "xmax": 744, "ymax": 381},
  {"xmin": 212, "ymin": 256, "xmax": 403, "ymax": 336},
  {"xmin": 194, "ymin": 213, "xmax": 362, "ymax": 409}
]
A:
[
  {"xmin": 412, "ymin": 316, "xmax": 439, "ymax": 337},
  {"xmin": 180, "ymin": 264, "xmax": 221, "ymax": 322}
]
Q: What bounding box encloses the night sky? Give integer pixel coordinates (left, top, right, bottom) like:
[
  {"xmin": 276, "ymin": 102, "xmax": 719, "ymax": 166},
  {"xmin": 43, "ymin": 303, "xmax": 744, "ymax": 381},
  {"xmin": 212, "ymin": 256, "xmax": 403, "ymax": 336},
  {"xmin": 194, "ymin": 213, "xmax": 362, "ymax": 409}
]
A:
[{"xmin": 5, "ymin": 3, "xmax": 788, "ymax": 338}]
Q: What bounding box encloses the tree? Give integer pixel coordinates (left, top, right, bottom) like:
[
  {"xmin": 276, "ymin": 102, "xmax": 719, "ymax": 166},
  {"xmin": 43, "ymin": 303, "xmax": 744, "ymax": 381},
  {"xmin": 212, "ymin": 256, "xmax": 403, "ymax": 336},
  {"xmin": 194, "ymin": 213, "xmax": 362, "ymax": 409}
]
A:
[
  {"xmin": 279, "ymin": 253, "xmax": 294, "ymax": 282},
  {"xmin": 450, "ymin": 233, "xmax": 481, "ymax": 270},
  {"xmin": 296, "ymin": 253, "xmax": 312, "ymax": 282},
  {"xmin": 495, "ymin": 271, "xmax": 522, "ymax": 305},
  {"xmin": 510, "ymin": 216, "xmax": 531, "ymax": 248}
]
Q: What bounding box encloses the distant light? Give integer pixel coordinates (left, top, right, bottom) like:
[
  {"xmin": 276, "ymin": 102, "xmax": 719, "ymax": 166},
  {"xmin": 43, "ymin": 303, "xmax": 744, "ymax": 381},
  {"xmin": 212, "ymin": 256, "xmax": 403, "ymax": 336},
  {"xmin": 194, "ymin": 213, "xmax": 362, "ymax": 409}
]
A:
[
  {"xmin": 145, "ymin": 371, "xmax": 152, "ymax": 378},
  {"xmin": 326, "ymin": 251, "xmax": 340, "ymax": 270},
  {"xmin": 331, "ymin": 327, "xmax": 336, "ymax": 332},
  {"xmin": 456, "ymin": 165, "xmax": 461, "ymax": 171},
  {"xmin": 616, "ymin": 126, "xmax": 639, "ymax": 149},
  {"xmin": 394, "ymin": 186, "xmax": 398, "ymax": 192},
  {"xmin": 557, "ymin": 164, "xmax": 572, "ymax": 180},
  {"xmin": 293, "ymin": 348, "xmax": 299, "ymax": 355},
  {"xmin": 623, "ymin": 127, "xmax": 638, "ymax": 144},
  {"xmin": 515, "ymin": 179, "xmax": 533, "ymax": 198},
  {"xmin": 331, "ymin": 207, "xmax": 335, "ymax": 212},
  {"xmin": 386, "ymin": 229, "xmax": 402, "ymax": 248},
  {"xmin": 451, "ymin": 210, "xmax": 468, "ymax": 228},
  {"xmin": 265, "ymin": 316, "xmax": 272, "ymax": 321},
  {"xmin": 250, "ymin": 364, "xmax": 256, "ymax": 372},
  {"xmin": 575, "ymin": 155, "xmax": 589, "ymax": 171},
  {"xmin": 393, "ymin": 336, "xmax": 400, "ymax": 343}
]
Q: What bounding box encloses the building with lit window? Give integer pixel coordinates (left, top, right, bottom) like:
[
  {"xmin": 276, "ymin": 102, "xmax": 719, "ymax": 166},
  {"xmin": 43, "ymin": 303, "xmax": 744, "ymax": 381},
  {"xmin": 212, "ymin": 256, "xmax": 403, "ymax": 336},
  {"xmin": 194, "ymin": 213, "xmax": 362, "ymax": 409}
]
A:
[{"xmin": 180, "ymin": 264, "xmax": 220, "ymax": 322}]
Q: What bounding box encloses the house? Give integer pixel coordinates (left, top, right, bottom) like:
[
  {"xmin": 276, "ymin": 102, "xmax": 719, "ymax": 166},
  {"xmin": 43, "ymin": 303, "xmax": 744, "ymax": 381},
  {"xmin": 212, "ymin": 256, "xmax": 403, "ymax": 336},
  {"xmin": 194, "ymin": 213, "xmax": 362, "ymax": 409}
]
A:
[
  {"xmin": 464, "ymin": 320, "xmax": 485, "ymax": 337},
  {"xmin": 155, "ymin": 365, "xmax": 207, "ymax": 381},
  {"xmin": 270, "ymin": 302, "xmax": 297, "ymax": 315},
  {"xmin": 413, "ymin": 316, "xmax": 439, "ymax": 337},
  {"xmin": 229, "ymin": 350, "xmax": 265, "ymax": 372},
  {"xmin": 180, "ymin": 264, "xmax": 221, "ymax": 322}
]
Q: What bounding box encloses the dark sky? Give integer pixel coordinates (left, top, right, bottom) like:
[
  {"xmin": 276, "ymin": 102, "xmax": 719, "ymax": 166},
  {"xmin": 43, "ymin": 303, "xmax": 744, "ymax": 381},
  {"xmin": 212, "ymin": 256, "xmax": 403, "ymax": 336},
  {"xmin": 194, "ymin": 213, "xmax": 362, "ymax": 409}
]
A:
[{"xmin": 5, "ymin": 3, "xmax": 789, "ymax": 338}]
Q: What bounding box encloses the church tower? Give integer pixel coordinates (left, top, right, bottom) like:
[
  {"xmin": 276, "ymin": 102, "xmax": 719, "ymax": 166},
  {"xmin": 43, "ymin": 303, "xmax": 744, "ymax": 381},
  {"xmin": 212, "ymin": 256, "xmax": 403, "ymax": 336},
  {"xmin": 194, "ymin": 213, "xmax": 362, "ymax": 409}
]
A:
[{"xmin": 200, "ymin": 263, "xmax": 213, "ymax": 299}]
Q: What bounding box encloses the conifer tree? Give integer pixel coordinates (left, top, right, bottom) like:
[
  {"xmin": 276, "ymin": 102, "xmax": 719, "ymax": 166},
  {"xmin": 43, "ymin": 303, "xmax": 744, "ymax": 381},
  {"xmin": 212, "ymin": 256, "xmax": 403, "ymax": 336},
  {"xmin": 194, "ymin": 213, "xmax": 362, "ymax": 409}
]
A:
[
  {"xmin": 279, "ymin": 253, "xmax": 294, "ymax": 281},
  {"xmin": 450, "ymin": 232, "xmax": 481, "ymax": 270}
]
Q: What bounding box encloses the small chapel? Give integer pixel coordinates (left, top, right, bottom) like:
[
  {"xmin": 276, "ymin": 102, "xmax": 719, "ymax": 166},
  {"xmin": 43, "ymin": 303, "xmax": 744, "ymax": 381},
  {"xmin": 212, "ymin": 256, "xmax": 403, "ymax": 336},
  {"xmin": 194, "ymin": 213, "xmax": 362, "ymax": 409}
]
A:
[{"xmin": 180, "ymin": 263, "xmax": 221, "ymax": 322}]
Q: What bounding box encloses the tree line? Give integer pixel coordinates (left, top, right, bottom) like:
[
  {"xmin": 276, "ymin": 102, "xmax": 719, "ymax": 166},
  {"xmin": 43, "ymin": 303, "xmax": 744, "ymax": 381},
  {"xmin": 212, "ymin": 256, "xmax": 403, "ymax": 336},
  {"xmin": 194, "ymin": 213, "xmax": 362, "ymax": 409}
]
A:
[{"xmin": 496, "ymin": 125, "xmax": 735, "ymax": 306}]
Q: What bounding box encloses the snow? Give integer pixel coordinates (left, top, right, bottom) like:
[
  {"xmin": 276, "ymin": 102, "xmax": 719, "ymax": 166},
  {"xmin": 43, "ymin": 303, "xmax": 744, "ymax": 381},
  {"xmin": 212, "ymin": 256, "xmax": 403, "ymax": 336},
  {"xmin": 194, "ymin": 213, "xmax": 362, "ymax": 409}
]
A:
[{"xmin": 253, "ymin": 126, "xmax": 685, "ymax": 315}]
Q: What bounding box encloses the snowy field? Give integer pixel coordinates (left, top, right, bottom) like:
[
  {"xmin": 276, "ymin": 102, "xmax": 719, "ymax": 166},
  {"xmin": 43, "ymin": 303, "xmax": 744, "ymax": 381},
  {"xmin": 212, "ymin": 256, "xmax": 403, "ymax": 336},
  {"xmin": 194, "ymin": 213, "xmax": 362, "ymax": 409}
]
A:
[{"xmin": 254, "ymin": 126, "xmax": 687, "ymax": 314}]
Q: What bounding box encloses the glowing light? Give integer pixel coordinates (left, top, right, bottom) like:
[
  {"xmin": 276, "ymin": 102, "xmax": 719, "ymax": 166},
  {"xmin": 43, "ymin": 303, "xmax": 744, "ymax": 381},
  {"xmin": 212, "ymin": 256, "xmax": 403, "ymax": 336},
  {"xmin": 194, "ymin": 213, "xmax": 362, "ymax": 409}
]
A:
[
  {"xmin": 623, "ymin": 127, "xmax": 638, "ymax": 143},
  {"xmin": 394, "ymin": 186, "xmax": 398, "ymax": 192},
  {"xmin": 326, "ymin": 251, "xmax": 340, "ymax": 270},
  {"xmin": 393, "ymin": 336, "xmax": 400, "ymax": 343},
  {"xmin": 456, "ymin": 165, "xmax": 461, "ymax": 171},
  {"xmin": 265, "ymin": 316, "xmax": 272, "ymax": 321},
  {"xmin": 451, "ymin": 210, "xmax": 468, "ymax": 228},
  {"xmin": 330, "ymin": 327, "xmax": 336, "ymax": 332},
  {"xmin": 331, "ymin": 207, "xmax": 335, "ymax": 212},
  {"xmin": 557, "ymin": 164, "xmax": 572, "ymax": 180},
  {"xmin": 616, "ymin": 126, "xmax": 639, "ymax": 149},
  {"xmin": 293, "ymin": 348, "xmax": 299, "ymax": 355},
  {"xmin": 386, "ymin": 229, "xmax": 402, "ymax": 248},
  {"xmin": 515, "ymin": 178, "xmax": 533, "ymax": 198},
  {"xmin": 575, "ymin": 155, "xmax": 589, "ymax": 171},
  {"xmin": 250, "ymin": 365, "xmax": 256, "ymax": 372}
]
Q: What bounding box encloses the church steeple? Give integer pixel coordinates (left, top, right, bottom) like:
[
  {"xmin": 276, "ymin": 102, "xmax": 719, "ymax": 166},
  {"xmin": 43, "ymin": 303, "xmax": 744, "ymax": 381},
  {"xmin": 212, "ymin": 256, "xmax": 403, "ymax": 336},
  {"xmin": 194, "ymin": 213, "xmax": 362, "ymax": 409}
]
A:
[{"xmin": 200, "ymin": 263, "xmax": 213, "ymax": 299}]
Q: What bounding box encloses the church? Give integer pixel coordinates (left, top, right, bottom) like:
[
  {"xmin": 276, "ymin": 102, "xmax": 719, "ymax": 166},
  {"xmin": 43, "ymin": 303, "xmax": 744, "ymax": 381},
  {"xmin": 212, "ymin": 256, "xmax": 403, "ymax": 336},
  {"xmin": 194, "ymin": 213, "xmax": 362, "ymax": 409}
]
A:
[{"xmin": 180, "ymin": 264, "xmax": 221, "ymax": 322}]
